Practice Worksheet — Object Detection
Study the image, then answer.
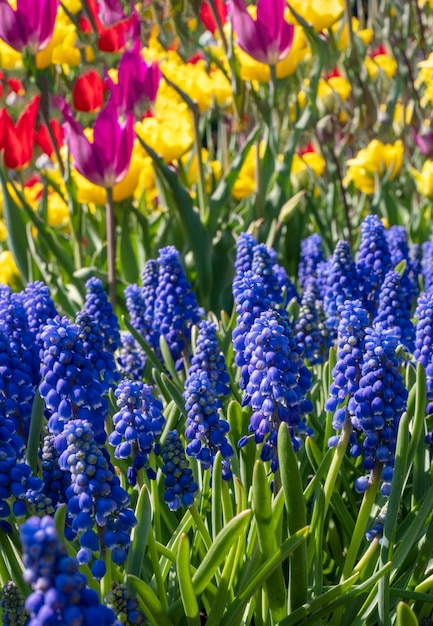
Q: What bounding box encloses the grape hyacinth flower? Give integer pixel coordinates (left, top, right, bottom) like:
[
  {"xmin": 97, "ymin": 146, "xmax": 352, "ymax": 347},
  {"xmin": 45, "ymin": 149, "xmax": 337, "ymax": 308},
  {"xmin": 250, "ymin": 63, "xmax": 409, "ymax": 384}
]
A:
[
  {"xmin": 0, "ymin": 581, "xmax": 28, "ymax": 626},
  {"xmin": 408, "ymin": 243, "xmax": 422, "ymax": 303},
  {"xmin": 21, "ymin": 515, "xmax": 116, "ymax": 625},
  {"xmin": 22, "ymin": 280, "xmax": 58, "ymax": 356},
  {"xmin": 298, "ymin": 233, "xmax": 325, "ymax": 291},
  {"xmin": 373, "ymin": 270, "xmax": 415, "ymax": 352},
  {"xmin": 325, "ymin": 299, "xmax": 370, "ymax": 437},
  {"xmin": 40, "ymin": 434, "xmax": 71, "ymax": 509},
  {"xmin": 56, "ymin": 419, "xmax": 136, "ymax": 573},
  {"xmin": 189, "ymin": 320, "xmax": 230, "ymax": 399},
  {"xmin": 162, "ymin": 430, "xmax": 198, "ymax": 510},
  {"xmin": 76, "ymin": 310, "xmax": 121, "ymax": 392},
  {"xmin": 105, "ymin": 582, "xmax": 146, "ymax": 625},
  {"xmin": 39, "ymin": 316, "xmax": 109, "ymax": 444},
  {"xmin": 356, "ymin": 214, "xmax": 392, "ymax": 316},
  {"xmin": 422, "ymin": 239, "xmax": 433, "ymax": 294},
  {"xmin": 117, "ymin": 331, "xmax": 147, "ymax": 380},
  {"xmin": 295, "ymin": 280, "xmax": 329, "ymax": 365},
  {"xmin": 232, "ymin": 270, "xmax": 271, "ymax": 378},
  {"xmin": 385, "ymin": 225, "xmax": 418, "ymax": 311},
  {"xmin": 0, "ymin": 410, "xmax": 41, "ymax": 518},
  {"xmin": 83, "ymin": 277, "xmax": 121, "ymax": 353},
  {"xmin": 0, "ymin": 328, "xmax": 36, "ymax": 439},
  {"xmin": 125, "ymin": 284, "xmax": 147, "ymax": 337},
  {"xmin": 414, "ymin": 291, "xmax": 433, "ymax": 424},
  {"xmin": 109, "ymin": 379, "xmax": 165, "ymax": 486},
  {"xmin": 239, "ymin": 309, "xmax": 313, "ymax": 472},
  {"xmin": 184, "ymin": 370, "xmax": 234, "ymax": 480},
  {"xmin": 153, "ymin": 246, "xmax": 201, "ymax": 370},
  {"xmin": 251, "ymin": 243, "xmax": 285, "ymax": 306},
  {"xmin": 234, "ymin": 232, "xmax": 257, "ymax": 277},
  {"xmin": 323, "ymin": 240, "xmax": 361, "ymax": 338},
  {"xmin": 351, "ymin": 326, "xmax": 408, "ymax": 496},
  {"xmin": 0, "ymin": 290, "xmax": 40, "ymax": 386}
]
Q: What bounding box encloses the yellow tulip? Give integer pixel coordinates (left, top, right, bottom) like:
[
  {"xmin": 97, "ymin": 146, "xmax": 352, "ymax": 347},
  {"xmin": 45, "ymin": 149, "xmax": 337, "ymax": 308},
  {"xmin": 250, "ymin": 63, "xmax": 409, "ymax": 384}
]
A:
[
  {"xmin": 0, "ymin": 39, "xmax": 22, "ymax": 70},
  {"xmin": 291, "ymin": 150, "xmax": 326, "ymax": 189},
  {"xmin": 0, "ymin": 251, "xmax": 20, "ymax": 287},
  {"xmin": 287, "ymin": 0, "xmax": 344, "ymax": 31},
  {"xmin": 344, "ymin": 139, "xmax": 404, "ymax": 194},
  {"xmin": 411, "ymin": 161, "xmax": 433, "ymax": 198},
  {"xmin": 365, "ymin": 52, "xmax": 397, "ymax": 79}
]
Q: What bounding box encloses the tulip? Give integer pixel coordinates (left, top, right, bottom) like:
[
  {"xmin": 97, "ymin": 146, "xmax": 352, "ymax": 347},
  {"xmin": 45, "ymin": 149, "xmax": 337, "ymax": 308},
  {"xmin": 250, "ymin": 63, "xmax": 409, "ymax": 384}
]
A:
[
  {"xmin": 59, "ymin": 98, "xmax": 134, "ymax": 307},
  {"xmin": 73, "ymin": 70, "xmax": 107, "ymax": 113},
  {"xmin": 228, "ymin": 0, "xmax": 294, "ymax": 65},
  {"xmin": 199, "ymin": 0, "xmax": 227, "ymax": 34},
  {"xmin": 34, "ymin": 119, "xmax": 64, "ymax": 158},
  {"xmin": 0, "ymin": 95, "xmax": 40, "ymax": 169},
  {"xmin": 60, "ymin": 99, "xmax": 134, "ymax": 188},
  {"xmin": 0, "ymin": 0, "xmax": 59, "ymax": 54},
  {"xmin": 97, "ymin": 0, "xmax": 126, "ymax": 26},
  {"xmin": 106, "ymin": 44, "xmax": 160, "ymax": 117},
  {"xmin": 414, "ymin": 131, "xmax": 433, "ymax": 159}
]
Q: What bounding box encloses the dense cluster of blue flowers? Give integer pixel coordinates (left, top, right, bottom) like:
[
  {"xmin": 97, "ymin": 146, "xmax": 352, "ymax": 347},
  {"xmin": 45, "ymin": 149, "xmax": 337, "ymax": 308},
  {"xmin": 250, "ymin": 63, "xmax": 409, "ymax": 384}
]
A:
[
  {"xmin": 3, "ymin": 215, "xmax": 433, "ymax": 606},
  {"xmin": 21, "ymin": 516, "xmax": 116, "ymax": 625},
  {"xmin": 109, "ymin": 379, "xmax": 165, "ymax": 485}
]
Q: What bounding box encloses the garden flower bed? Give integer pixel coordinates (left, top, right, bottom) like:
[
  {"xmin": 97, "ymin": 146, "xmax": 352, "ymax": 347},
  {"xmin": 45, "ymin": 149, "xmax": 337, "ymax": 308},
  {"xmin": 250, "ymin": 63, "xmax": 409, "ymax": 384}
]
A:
[{"xmin": 1, "ymin": 0, "xmax": 433, "ymax": 624}]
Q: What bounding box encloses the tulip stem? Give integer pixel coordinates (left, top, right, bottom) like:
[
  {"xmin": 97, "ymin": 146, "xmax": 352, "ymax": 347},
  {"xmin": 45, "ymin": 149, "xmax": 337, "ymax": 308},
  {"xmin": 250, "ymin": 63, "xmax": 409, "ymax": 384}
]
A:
[{"xmin": 105, "ymin": 186, "xmax": 117, "ymax": 310}]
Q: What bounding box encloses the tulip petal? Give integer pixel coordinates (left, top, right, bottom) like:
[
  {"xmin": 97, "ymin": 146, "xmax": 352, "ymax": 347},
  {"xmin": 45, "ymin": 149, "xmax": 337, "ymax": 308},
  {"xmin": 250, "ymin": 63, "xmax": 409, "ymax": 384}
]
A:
[
  {"xmin": 229, "ymin": 0, "xmax": 268, "ymax": 64},
  {"xmin": 0, "ymin": 0, "xmax": 27, "ymax": 51}
]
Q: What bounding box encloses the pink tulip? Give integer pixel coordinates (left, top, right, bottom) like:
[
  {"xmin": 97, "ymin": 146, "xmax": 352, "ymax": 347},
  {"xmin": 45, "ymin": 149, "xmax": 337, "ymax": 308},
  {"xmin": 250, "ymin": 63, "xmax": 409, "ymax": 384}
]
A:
[
  {"xmin": 97, "ymin": 0, "xmax": 126, "ymax": 26},
  {"xmin": 58, "ymin": 98, "xmax": 134, "ymax": 188},
  {"xmin": 106, "ymin": 43, "xmax": 161, "ymax": 117},
  {"xmin": 228, "ymin": 0, "xmax": 294, "ymax": 65},
  {"xmin": 415, "ymin": 131, "xmax": 433, "ymax": 159},
  {"xmin": 0, "ymin": 0, "xmax": 59, "ymax": 54}
]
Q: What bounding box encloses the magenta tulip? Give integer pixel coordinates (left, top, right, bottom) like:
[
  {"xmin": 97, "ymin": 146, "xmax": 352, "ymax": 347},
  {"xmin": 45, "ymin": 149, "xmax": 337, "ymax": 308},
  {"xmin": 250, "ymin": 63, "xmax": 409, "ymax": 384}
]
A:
[
  {"xmin": 228, "ymin": 0, "xmax": 294, "ymax": 65},
  {"xmin": 415, "ymin": 131, "xmax": 433, "ymax": 159},
  {"xmin": 59, "ymin": 99, "xmax": 134, "ymax": 188},
  {"xmin": 97, "ymin": 0, "xmax": 126, "ymax": 26},
  {"xmin": 106, "ymin": 43, "xmax": 161, "ymax": 117},
  {"xmin": 0, "ymin": 0, "xmax": 59, "ymax": 54}
]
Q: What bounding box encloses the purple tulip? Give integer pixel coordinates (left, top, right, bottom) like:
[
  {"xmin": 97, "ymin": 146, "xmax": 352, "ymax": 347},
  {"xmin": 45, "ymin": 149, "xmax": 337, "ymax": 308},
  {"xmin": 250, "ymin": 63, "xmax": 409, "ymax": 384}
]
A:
[
  {"xmin": 106, "ymin": 43, "xmax": 161, "ymax": 117},
  {"xmin": 415, "ymin": 131, "xmax": 433, "ymax": 159},
  {"xmin": 0, "ymin": 0, "xmax": 59, "ymax": 54},
  {"xmin": 228, "ymin": 0, "xmax": 294, "ymax": 65},
  {"xmin": 97, "ymin": 0, "xmax": 126, "ymax": 26},
  {"xmin": 58, "ymin": 98, "xmax": 134, "ymax": 188}
]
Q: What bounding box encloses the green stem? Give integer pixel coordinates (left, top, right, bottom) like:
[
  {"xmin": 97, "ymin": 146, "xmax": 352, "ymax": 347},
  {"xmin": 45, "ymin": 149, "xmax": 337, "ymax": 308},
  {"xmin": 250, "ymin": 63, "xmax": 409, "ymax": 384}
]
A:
[
  {"xmin": 190, "ymin": 504, "xmax": 212, "ymax": 551},
  {"xmin": 191, "ymin": 105, "xmax": 208, "ymax": 225},
  {"xmin": 105, "ymin": 186, "xmax": 117, "ymax": 309},
  {"xmin": 323, "ymin": 414, "xmax": 352, "ymax": 512},
  {"xmin": 0, "ymin": 549, "xmax": 10, "ymax": 585},
  {"xmin": 341, "ymin": 462, "xmax": 382, "ymax": 581},
  {"xmin": 148, "ymin": 529, "xmax": 169, "ymax": 611}
]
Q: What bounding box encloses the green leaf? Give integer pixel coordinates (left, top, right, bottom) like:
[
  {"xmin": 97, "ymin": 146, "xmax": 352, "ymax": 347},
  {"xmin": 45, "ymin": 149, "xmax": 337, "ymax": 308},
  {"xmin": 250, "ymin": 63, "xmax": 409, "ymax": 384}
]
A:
[
  {"xmin": 0, "ymin": 167, "xmax": 29, "ymax": 281},
  {"xmin": 26, "ymin": 390, "xmax": 45, "ymax": 473},
  {"xmin": 191, "ymin": 509, "xmax": 252, "ymax": 596},
  {"xmin": 120, "ymin": 206, "xmax": 139, "ymax": 283},
  {"xmin": 395, "ymin": 602, "xmax": 418, "ymax": 626},
  {"xmin": 252, "ymin": 461, "xmax": 287, "ymax": 621},
  {"xmin": 207, "ymin": 126, "xmax": 261, "ymax": 233},
  {"xmin": 136, "ymin": 137, "xmax": 212, "ymax": 306},
  {"xmin": 128, "ymin": 575, "xmax": 174, "ymax": 626},
  {"xmin": 211, "ymin": 452, "xmax": 223, "ymax": 540},
  {"xmin": 177, "ymin": 534, "xmax": 201, "ymax": 626},
  {"xmin": 222, "ymin": 527, "xmax": 309, "ymax": 626},
  {"xmin": 126, "ymin": 485, "xmax": 152, "ymax": 578},
  {"xmin": 278, "ymin": 423, "xmax": 308, "ymax": 610}
]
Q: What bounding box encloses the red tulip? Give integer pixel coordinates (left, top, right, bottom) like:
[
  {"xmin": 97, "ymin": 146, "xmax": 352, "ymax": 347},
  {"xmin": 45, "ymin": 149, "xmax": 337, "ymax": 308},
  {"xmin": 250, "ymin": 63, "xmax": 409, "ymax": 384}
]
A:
[
  {"xmin": 34, "ymin": 119, "xmax": 64, "ymax": 157},
  {"xmin": 0, "ymin": 95, "xmax": 40, "ymax": 169},
  {"xmin": 73, "ymin": 70, "xmax": 107, "ymax": 113},
  {"xmin": 199, "ymin": 0, "xmax": 227, "ymax": 34}
]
